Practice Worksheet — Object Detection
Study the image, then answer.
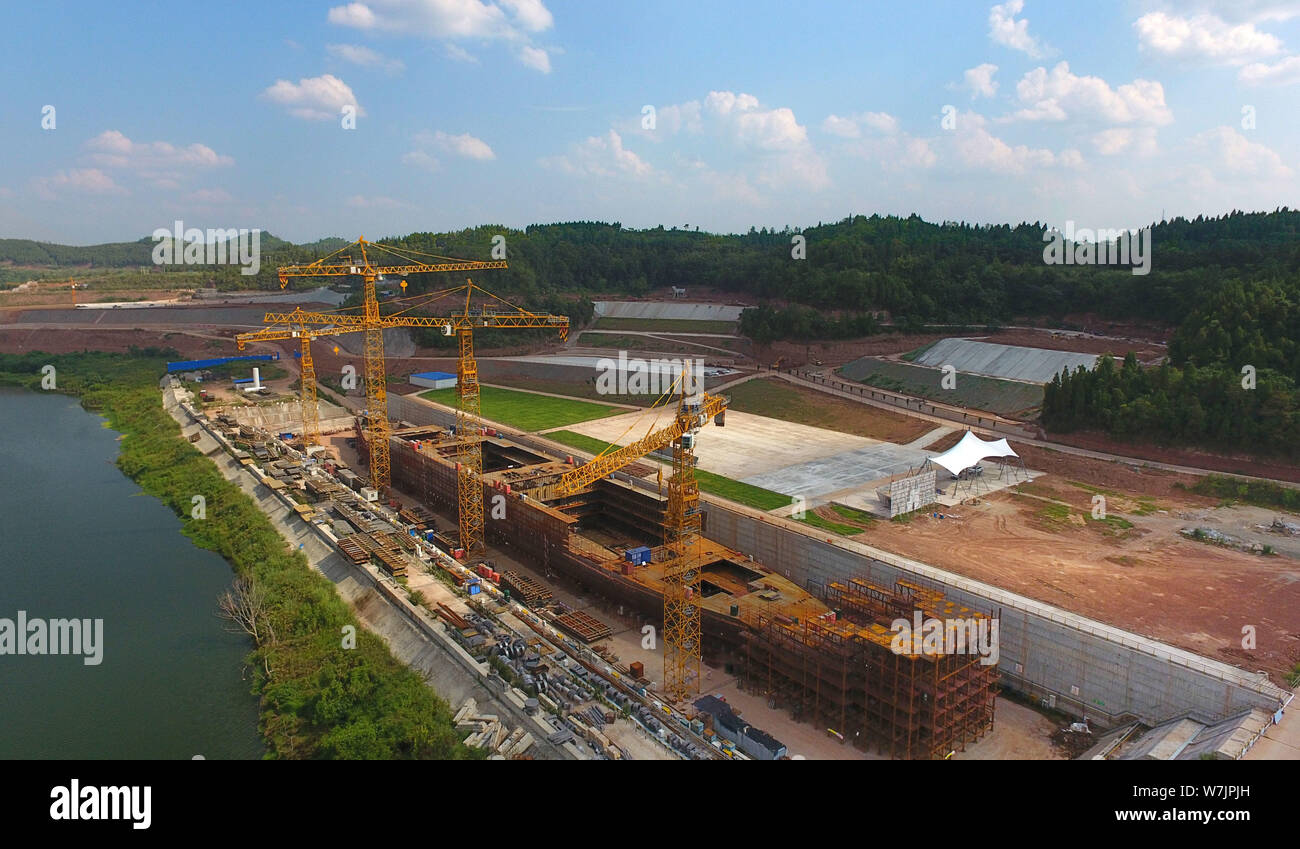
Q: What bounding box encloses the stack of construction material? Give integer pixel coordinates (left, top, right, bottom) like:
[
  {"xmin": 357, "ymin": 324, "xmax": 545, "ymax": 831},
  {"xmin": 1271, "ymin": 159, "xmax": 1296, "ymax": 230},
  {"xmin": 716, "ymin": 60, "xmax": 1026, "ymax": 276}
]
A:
[
  {"xmin": 500, "ymin": 571, "xmax": 553, "ymax": 605},
  {"xmin": 454, "ymin": 698, "xmax": 534, "ymax": 758},
  {"xmin": 555, "ymin": 610, "xmax": 613, "ymax": 643}
]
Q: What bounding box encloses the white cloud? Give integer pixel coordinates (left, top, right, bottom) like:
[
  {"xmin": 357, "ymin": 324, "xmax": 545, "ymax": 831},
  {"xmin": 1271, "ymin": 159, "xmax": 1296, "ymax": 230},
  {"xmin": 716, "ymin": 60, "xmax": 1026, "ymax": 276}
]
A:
[
  {"xmin": 327, "ymin": 0, "xmax": 555, "ymax": 72},
  {"xmin": 626, "ymin": 90, "xmax": 827, "ymax": 191},
  {"xmin": 33, "ymin": 168, "xmax": 125, "ymax": 200},
  {"xmin": 445, "ymin": 43, "xmax": 478, "ymax": 62},
  {"xmin": 822, "ymin": 115, "xmax": 861, "ymax": 138},
  {"xmin": 1091, "ymin": 127, "xmax": 1159, "ymax": 156},
  {"xmin": 989, "ymin": 0, "xmax": 1048, "ymax": 58},
  {"xmin": 85, "ymin": 130, "xmax": 234, "ymax": 171},
  {"xmin": 403, "ymin": 130, "xmax": 494, "ymax": 170},
  {"xmin": 705, "ymin": 91, "xmax": 807, "ymax": 151},
  {"xmin": 262, "ymin": 74, "xmax": 364, "ymax": 120},
  {"xmin": 1192, "ymin": 125, "xmax": 1293, "ymax": 178},
  {"xmin": 402, "ymin": 150, "xmax": 440, "ymax": 171},
  {"xmin": 327, "ymin": 43, "xmax": 405, "ymax": 73},
  {"xmin": 949, "ymin": 112, "xmax": 1078, "ymax": 174},
  {"xmin": 79, "ymin": 131, "xmax": 233, "ymax": 189},
  {"xmin": 542, "ymin": 130, "xmax": 653, "ymax": 179},
  {"xmin": 655, "ymin": 101, "xmax": 703, "ymax": 136},
  {"xmin": 1011, "ymin": 62, "xmax": 1173, "ymax": 125},
  {"xmin": 1170, "ymin": 1, "xmax": 1300, "ymax": 25},
  {"xmin": 1134, "ymin": 12, "xmax": 1283, "ymax": 64},
  {"xmin": 821, "ymin": 111, "xmax": 898, "ymax": 138},
  {"xmin": 963, "ymin": 63, "xmax": 1000, "ymax": 98},
  {"xmin": 517, "ymin": 45, "xmax": 551, "ymax": 73},
  {"xmin": 429, "ymin": 130, "xmax": 496, "ymax": 160},
  {"xmin": 499, "ymin": 0, "xmax": 553, "ymax": 32},
  {"xmin": 1239, "ymin": 54, "xmax": 1300, "ymax": 84}
]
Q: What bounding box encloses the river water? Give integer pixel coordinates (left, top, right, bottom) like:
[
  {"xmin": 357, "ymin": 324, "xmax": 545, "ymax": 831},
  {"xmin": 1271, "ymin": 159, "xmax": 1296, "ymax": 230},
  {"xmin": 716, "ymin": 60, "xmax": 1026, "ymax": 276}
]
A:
[{"xmin": 0, "ymin": 387, "xmax": 263, "ymax": 759}]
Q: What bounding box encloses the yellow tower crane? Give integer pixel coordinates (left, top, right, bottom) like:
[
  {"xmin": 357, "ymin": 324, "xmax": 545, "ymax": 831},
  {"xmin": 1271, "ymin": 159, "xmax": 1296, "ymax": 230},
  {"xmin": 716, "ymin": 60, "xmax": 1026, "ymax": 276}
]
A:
[
  {"xmin": 268, "ymin": 237, "xmax": 509, "ymax": 498},
  {"xmin": 547, "ymin": 368, "xmax": 728, "ymax": 701},
  {"xmin": 239, "ymin": 269, "xmax": 568, "ymax": 554},
  {"xmin": 235, "ymin": 317, "xmax": 334, "ymax": 445}
]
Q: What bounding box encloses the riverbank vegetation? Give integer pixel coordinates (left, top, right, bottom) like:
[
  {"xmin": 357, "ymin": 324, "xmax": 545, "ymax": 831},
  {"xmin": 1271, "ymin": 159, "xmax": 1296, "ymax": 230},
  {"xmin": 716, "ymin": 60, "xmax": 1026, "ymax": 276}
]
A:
[{"xmin": 0, "ymin": 351, "xmax": 476, "ymax": 759}]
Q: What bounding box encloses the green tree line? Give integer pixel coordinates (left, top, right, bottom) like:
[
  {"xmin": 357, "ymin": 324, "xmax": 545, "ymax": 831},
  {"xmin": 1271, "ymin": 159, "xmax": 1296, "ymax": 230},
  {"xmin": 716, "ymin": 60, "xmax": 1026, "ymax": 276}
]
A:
[{"xmin": 0, "ymin": 352, "xmax": 479, "ymax": 759}]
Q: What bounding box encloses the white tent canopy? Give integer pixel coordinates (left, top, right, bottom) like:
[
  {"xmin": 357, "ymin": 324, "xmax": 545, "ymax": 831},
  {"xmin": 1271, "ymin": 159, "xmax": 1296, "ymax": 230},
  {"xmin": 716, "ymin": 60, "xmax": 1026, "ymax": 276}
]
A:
[{"xmin": 928, "ymin": 430, "xmax": 1019, "ymax": 477}]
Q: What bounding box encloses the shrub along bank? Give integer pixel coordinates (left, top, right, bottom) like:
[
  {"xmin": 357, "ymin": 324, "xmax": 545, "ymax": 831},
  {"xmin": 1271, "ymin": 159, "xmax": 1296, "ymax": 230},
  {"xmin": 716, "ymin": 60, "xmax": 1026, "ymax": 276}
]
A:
[{"xmin": 0, "ymin": 351, "xmax": 476, "ymax": 759}]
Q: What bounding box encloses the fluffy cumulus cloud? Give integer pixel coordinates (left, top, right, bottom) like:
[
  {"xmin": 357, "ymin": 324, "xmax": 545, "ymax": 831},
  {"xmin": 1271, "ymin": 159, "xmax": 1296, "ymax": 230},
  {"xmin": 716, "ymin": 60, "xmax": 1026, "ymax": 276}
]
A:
[
  {"xmin": 403, "ymin": 130, "xmax": 495, "ymax": 171},
  {"xmin": 79, "ymin": 130, "xmax": 233, "ymax": 189},
  {"xmin": 963, "ymin": 63, "xmax": 1000, "ymax": 98},
  {"xmin": 430, "ymin": 130, "xmax": 496, "ymax": 160},
  {"xmin": 1239, "ymin": 54, "xmax": 1300, "ymax": 84},
  {"xmin": 1191, "ymin": 126, "xmax": 1293, "ymax": 179},
  {"xmin": 948, "ymin": 112, "xmax": 1081, "ymax": 175},
  {"xmin": 401, "ymin": 149, "xmax": 440, "ymax": 172},
  {"xmin": 516, "ymin": 44, "xmax": 551, "ymax": 72},
  {"xmin": 327, "ymin": 0, "xmax": 555, "ymax": 72},
  {"xmin": 988, "ymin": 0, "xmax": 1048, "ymax": 58},
  {"xmin": 262, "ymin": 74, "xmax": 364, "ymax": 120},
  {"xmin": 1010, "ymin": 62, "xmax": 1173, "ymax": 125},
  {"xmin": 1090, "ymin": 127, "xmax": 1159, "ymax": 156},
  {"xmin": 327, "ymin": 43, "xmax": 405, "ymax": 73},
  {"xmin": 33, "ymin": 168, "xmax": 125, "ymax": 199},
  {"xmin": 542, "ymin": 130, "xmax": 653, "ymax": 179},
  {"xmin": 822, "ymin": 111, "xmax": 898, "ymax": 138},
  {"xmin": 1134, "ymin": 12, "xmax": 1284, "ymax": 64}
]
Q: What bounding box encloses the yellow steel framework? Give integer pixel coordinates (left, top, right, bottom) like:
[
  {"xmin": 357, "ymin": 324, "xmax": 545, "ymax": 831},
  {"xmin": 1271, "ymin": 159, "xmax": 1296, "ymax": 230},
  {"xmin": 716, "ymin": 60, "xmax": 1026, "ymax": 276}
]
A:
[
  {"xmin": 547, "ymin": 366, "xmax": 727, "ymax": 700},
  {"xmin": 241, "ymin": 240, "xmax": 567, "ymax": 553},
  {"xmin": 270, "ymin": 237, "xmax": 510, "ymax": 496},
  {"xmin": 236, "ymin": 320, "xmax": 335, "ymax": 446}
]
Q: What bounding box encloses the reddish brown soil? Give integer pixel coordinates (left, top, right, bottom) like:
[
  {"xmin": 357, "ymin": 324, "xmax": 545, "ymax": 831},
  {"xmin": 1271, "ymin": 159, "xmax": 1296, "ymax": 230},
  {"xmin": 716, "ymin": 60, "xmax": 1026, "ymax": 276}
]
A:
[
  {"xmin": 1040, "ymin": 431, "xmax": 1300, "ymax": 484},
  {"xmin": 858, "ymin": 488, "xmax": 1300, "ymax": 683},
  {"xmin": 980, "ymin": 330, "xmax": 1165, "ymax": 361},
  {"xmin": 767, "ymin": 334, "xmax": 949, "ymax": 368},
  {"xmin": 0, "ymin": 327, "xmax": 234, "ymax": 357},
  {"xmin": 924, "ymin": 430, "xmax": 965, "ymax": 452}
]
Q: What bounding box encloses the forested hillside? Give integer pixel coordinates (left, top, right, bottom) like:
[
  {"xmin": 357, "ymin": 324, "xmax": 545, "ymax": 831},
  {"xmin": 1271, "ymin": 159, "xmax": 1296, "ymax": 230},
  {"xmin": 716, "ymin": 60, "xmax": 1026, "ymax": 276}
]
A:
[{"xmin": 8, "ymin": 210, "xmax": 1298, "ymax": 329}]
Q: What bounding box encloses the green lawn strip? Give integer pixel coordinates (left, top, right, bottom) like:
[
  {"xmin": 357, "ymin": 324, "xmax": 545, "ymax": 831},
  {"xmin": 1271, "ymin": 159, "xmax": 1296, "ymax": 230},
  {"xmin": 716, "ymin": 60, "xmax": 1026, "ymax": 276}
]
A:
[
  {"xmin": 799, "ymin": 512, "xmax": 864, "ymax": 536},
  {"xmin": 693, "ymin": 469, "xmax": 791, "ymax": 510},
  {"xmin": 420, "ymin": 385, "xmax": 620, "ymax": 431},
  {"xmin": 0, "ymin": 351, "xmax": 478, "ymax": 760},
  {"xmin": 829, "ymin": 503, "xmax": 877, "ymax": 526},
  {"xmin": 546, "ymin": 429, "xmax": 621, "ymax": 455}
]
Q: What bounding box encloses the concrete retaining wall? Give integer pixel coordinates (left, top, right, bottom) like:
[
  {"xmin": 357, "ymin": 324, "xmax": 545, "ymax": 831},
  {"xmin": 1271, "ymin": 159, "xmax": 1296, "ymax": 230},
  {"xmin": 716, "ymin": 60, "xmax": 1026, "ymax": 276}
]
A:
[
  {"xmin": 701, "ymin": 502, "xmax": 1286, "ymax": 727},
  {"xmin": 388, "ymin": 391, "xmax": 1287, "ymax": 729}
]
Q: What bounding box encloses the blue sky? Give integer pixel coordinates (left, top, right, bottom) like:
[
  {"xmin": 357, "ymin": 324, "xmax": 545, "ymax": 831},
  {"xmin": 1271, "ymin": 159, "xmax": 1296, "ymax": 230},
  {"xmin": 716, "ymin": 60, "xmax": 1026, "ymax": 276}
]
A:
[{"xmin": 3, "ymin": 0, "xmax": 1299, "ymax": 243}]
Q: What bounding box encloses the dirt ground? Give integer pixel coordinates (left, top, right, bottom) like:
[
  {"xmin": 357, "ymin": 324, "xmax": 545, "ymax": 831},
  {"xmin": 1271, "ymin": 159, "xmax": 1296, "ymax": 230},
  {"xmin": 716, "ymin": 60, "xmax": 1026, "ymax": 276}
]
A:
[
  {"xmin": 856, "ymin": 481, "xmax": 1300, "ymax": 683},
  {"xmin": 0, "ymin": 326, "xmax": 237, "ymax": 357},
  {"xmin": 1037, "ymin": 430, "xmax": 1300, "ymax": 483},
  {"xmin": 980, "ymin": 329, "xmax": 1165, "ymax": 361},
  {"xmin": 953, "ymin": 698, "xmax": 1065, "ymax": 760}
]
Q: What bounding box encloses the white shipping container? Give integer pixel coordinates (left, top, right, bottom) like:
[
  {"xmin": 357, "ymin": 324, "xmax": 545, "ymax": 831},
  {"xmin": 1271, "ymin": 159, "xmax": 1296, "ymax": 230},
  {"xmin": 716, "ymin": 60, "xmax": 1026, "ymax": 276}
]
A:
[{"xmin": 359, "ymin": 487, "xmax": 379, "ymax": 502}]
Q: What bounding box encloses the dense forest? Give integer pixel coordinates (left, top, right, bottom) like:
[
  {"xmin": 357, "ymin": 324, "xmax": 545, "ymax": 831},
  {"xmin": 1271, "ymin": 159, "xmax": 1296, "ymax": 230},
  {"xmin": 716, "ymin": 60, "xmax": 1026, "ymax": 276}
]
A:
[
  {"xmin": 11, "ymin": 211, "xmax": 1300, "ymax": 456},
  {"xmin": 7, "ymin": 210, "xmax": 1298, "ymax": 331},
  {"xmin": 1042, "ymin": 276, "xmax": 1300, "ymax": 457}
]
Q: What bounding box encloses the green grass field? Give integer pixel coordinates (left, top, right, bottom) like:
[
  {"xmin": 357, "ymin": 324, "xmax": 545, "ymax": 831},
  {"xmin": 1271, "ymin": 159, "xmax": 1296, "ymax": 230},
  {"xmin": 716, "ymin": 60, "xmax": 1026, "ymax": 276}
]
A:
[
  {"xmin": 592, "ymin": 317, "xmax": 737, "ymax": 334},
  {"xmin": 420, "ymin": 386, "xmax": 620, "ymax": 432},
  {"xmin": 546, "ymin": 429, "xmax": 620, "ymax": 455},
  {"xmin": 545, "ymin": 429, "xmax": 791, "ymax": 510}
]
